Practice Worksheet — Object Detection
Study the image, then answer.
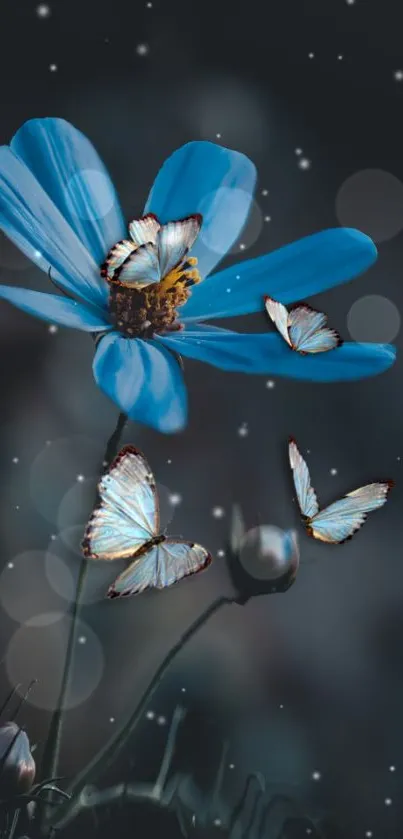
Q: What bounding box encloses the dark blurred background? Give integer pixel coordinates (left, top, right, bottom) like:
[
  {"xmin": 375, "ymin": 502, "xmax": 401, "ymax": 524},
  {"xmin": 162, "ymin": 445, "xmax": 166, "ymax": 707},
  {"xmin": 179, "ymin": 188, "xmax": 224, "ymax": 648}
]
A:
[{"xmin": 0, "ymin": 0, "xmax": 403, "ymax": 836}]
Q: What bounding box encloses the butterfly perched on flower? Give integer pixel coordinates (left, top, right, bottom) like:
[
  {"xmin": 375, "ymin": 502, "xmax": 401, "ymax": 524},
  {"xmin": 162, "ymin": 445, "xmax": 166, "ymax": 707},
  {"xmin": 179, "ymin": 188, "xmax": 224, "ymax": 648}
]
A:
[
  {"xmin": 82, "ymin": 445, "xmax": 212, "ymax": 598},
  {"xmin": 288, "ymin": 437, "xmax": 393, "ymax": 543},
  {"xmin": 265, "ymin": 295, "xmax": 342, "ymax": 354}
]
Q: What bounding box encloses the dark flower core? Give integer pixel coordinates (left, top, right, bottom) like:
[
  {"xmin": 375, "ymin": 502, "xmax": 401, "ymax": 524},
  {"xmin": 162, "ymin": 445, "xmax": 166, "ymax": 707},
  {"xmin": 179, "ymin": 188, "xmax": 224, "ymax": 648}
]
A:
[{"xmin": 108, "ymin": 258, "xmax": 201, "ymax": 339}]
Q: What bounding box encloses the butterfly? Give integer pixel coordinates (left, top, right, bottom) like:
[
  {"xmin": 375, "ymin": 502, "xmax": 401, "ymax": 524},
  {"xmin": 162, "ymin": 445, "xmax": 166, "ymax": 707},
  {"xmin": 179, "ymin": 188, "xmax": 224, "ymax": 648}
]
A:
[
  {"xmin": 288, "ymin": 437, "xmax": 393, "ymax": 543},
  {"xmin": 264, "ymin": 295, "xmax": 342, "ymax": 354},
  {"xmin": 101, "ymin": 214, "xmax": 202, "ymax": 288},
  {"xmin": 82, "ymin": 445, "xmax": 212, "ymax": 598}
]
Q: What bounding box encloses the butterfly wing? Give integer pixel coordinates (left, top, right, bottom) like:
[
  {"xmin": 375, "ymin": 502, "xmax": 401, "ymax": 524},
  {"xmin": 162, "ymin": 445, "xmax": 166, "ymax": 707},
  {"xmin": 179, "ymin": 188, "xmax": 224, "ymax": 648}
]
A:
[
  {"xmin": 264, "ymin": 296, "xmax": 292, "ymax": 347},
  {"xmin": 82, "ymin": 445, "xmax": 159, "ymax": 560},
  {"xmin": 288, "ymin": 305, "xmax": 341, "ymax": 353},
  {"xmin": 101, "ymin": 239, "xmax": 136, "ymax": 281},
  {"xmin": 114, "ymin": 242, "xmax": 161, "ymax": 287},
  {"xmin": 288, "ymin": 437, "xmax": 319, "ymax": 519},
  {"xmin": 128, "ymin": 213, "xmax": 161, "ymax": 247},
  {"xmin": 108, "ymin": 539, "xmax": 212, "ymax": 598},
  {"xmin": 157, "ymin": 215, "xmax": 202, "ymax": 279},
  {"xmin": 310, "ymin": 482, "xmax": 393, "ymax": 543}
]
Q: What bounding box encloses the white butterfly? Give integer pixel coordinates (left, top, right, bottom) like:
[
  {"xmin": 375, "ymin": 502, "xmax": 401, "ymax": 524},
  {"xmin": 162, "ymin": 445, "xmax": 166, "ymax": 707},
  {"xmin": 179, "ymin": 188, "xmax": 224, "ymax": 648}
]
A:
[
  {"xmin": 265, "ymin": 295, "xmax": 342, "ymax": 354},
  {"xmin": 101, "ymin": 213, "xmax": 202, "ymax": 288},
  {"xmin": 82, "ymin": 445, "xmax": 212, "ymax": 598},
  {"xmin": 288, "ymin": 437, "xmax": 393, "ymax": 543}
]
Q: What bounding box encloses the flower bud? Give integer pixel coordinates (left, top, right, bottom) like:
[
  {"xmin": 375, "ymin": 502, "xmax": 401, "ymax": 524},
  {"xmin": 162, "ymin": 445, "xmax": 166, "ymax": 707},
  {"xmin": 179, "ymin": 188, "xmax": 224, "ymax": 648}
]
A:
[
  {"xmin": 0, "ymin": 722, "xmax": 36, "ymax": 799},
  {"xmin": 227, "ymin": 506, "xmax": 299, "ymax": 603}
]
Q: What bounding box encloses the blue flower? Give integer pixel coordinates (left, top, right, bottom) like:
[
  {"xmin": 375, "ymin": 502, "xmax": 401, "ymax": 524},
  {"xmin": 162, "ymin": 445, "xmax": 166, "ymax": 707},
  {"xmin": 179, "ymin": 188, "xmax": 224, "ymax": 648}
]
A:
[{"xmin": 0, "ymin": 119, "xmax": 395, "ymax": 433}]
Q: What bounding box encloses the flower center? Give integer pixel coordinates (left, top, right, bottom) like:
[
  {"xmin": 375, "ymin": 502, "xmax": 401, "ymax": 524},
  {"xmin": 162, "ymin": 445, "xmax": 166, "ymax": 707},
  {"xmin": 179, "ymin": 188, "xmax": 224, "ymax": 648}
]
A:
[{"xmin": 108, "ymin": 258, "xmax": 201, "ymax": 338}]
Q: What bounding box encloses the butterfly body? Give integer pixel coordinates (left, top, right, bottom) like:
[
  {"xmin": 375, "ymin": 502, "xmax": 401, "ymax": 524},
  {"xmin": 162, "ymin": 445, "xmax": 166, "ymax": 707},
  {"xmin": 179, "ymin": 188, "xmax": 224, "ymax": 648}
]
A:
[
  {"xmin": 288, "ymin": 437, "xmax": 393, "ymax": 544},
  {"xmin": 82, "ymin": 445, "xmax": 212, "ymax": 598},
  {"xmin": 265, "ymin": 295, "xmax": 342, "ymax": 354}
]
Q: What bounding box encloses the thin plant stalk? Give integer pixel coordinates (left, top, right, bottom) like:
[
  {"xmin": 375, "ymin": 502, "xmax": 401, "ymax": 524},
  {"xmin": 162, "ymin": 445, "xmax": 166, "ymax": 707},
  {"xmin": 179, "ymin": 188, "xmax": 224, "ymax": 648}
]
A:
[
  {"xmin": 48, "ymin": 595, "xmax": 234, "ymax": 832},
  {"xmin": 38, "ymin": 411, "xmax": 127, "ymax": 826}
]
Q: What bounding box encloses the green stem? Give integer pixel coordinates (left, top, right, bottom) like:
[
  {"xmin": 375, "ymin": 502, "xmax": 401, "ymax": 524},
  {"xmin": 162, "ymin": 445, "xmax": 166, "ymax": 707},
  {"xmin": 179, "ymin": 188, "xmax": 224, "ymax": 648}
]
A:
[
  {"xmin": 38, "ymin": 411, "xmax": 127, "ymax": 829},
  {"xmin": 48, "ymin": 595, "xmax": 234, "ymax": 833}
]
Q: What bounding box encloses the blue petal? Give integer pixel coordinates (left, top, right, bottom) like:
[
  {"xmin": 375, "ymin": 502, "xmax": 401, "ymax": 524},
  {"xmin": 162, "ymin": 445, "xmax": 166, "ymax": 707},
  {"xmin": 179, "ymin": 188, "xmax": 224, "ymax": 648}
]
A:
[
  {"xmin": 0, "ymin": 284, "xmax": 111, "ymax": 331},
  {"xmin": 180, "ymin": 228, "xmax": 378, "ymax": 321},
  {"xmin": 0, "ymin": 146, "xmax": 108, "ymax": 313},
  {"xmin": 144, "ymin": 141, "xmax": 256, "ymax": 280},
  {"xmin": 11, "ymin": 118, "xmax": 126, "ymax": 267},
  {"xmin": 157, "ymin": 329, "xmax": 396, "ymax": 379},
  {"xmin": 93, "ymin": 333, "xmax": 188, "ymax": 433}
]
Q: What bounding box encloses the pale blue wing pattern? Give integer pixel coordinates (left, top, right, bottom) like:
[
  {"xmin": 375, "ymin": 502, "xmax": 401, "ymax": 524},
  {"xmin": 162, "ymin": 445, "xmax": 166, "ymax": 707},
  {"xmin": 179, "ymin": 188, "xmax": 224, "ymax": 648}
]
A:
[
  {"xmin": 115, "ymin": 242, "xmax": 161, "ymax": 287},
  {"xmin": 264, "ymin": 296, "xmax": 292, "ymax": 347},
  {"xmin": 108, "ymin": 540, "xmax": 212, "ymax": 597},
  {"xmin": 82, "ymin": 445, "xmax": 159, "ymax": 559},
  {"xmin": 288, "ymin": 305, "xmax": 341, "ymax": 353},
  {"xmin": 311, "ymin": 483, "xmax": 392, "ymax": 543},
  {"xmin": 157, "ymin": 216, "xmax": 202, "ymax": 279},
  {"xmin": 101, "ymin": 239, "xmax": 136, "ymax": 280},
  {"xmin": 288, "ymin": 438, "xmax": 319, "ymax": 519},
  {"xmin": 128, "ymin": 214, "xmax": 161, "ymax": 247}
]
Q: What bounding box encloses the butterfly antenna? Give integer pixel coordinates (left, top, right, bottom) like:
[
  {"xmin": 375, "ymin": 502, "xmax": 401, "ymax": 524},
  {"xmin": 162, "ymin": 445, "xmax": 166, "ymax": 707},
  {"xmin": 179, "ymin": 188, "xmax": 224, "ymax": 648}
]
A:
[
  {"xmin": 0, "ymin": 684, "xmax": 22, "ymax": 721},
  {"xmin": 12, "ymin": 680, "xmax": 38, "ymax": 722},
  {"xmin": 47, "ymin": 266, "xmax": 75, "ymax": 300}
]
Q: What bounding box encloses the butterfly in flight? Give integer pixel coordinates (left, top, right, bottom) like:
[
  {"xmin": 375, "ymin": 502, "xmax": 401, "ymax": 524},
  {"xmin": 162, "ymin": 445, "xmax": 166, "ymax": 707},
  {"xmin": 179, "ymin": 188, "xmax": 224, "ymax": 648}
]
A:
[
  {"xmin": 288, "ymin": 437, "xmax": 393, "ymax": 543},
  {"xmin": 82, "ymin": 445, "xmax": 212, "ymax": 598},
  {"xmin": 264, "ymin": 295, "xmax": 342, "ymax": 354}
]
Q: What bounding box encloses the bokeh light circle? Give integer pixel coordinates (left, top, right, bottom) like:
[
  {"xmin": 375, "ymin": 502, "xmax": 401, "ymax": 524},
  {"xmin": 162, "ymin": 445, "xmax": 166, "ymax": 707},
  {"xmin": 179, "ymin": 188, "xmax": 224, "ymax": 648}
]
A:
[
  {"xmin": 239, "ymin": 525, "xmax": 300, "ymax": 581},
  {"xmin": 336, "ymin": 169, "xmax": 403, "ymax": 243},
  {"xmin": 30, "ymin": 435, "xmax": 102, "ymax": 525},
  {"xmin": 228, "ymin": 199, "xmax": 264, "ymax": 254},
  {"xmin": 347, "ymin": 295, "xmax": 400, "ymax": 343},
  {"xmin": 0, "ymin": 551, "xmax": 71, "ymax": 624},
  {"xmin": 65, "ymin": 169, "xmax": 117, "ymax": 220},
  {"xmin": 197, "ymin": 187, "xmax": 256, "ymax": 255},
  {"xmin": 5, "ymin": 614, "xmax": 104, "ymax": 710}
]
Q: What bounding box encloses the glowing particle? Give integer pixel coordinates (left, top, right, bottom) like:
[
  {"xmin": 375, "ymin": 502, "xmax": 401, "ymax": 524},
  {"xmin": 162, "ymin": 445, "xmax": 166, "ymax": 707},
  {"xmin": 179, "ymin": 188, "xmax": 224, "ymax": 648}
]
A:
[
  {"xmin": 264, "ymin": 215, "xmax": 271, "ymax": 222},
  {"xmin": 49, "ymin": 63, "xmax": 57, "ymax": 72},
  {"xmin": 76, "ymin": 474, "xmax": 85, "ymax": 483},
  {"xmin": 389, "ymin": 765, "xmax": 396, "ymax": 772},
  {"xmin": 298, "ymin": 158, "xmax": 311, "ymax": 170},
  {"xmin": 295, "ymin": 148, "xmax": 303, "ymax": 155},
  {"xmin": 169, "ymin": 493, "xmax": 182, "ymax": 506},
  {"xmin": 7, "ymin": 562, "xmax": 14, "ymax": 569},
  {"xmin": 212, "ymin": 506, "xmax": 225, "ymax": 519},
  {"xmin": 109, "ymin": 716, "xmax": 115, "ymax": 723},
  {"xmin": 12, "ymin": 457, "xmax": 19, "ymax": 464},
  {"xmin": 214, "ymin": 819, "xmax": 221, "ymax": 827},
  {"xmin": 136, "ymin": 43, "xmax": 149, "ymax": 56},
  {"xmin": 330, "ymin": 468, "xmax": 337, "ymax": 476},
  {"xmin": 261, "ymin": 189, "xmax": 269, "ymax": 196},
  {"xmin": 308, "ymin": 52, "xmax": 315, "ymax": 59},
  {"xmin": 266, "ymin": 379, "xmax": 275, "ymax": 389},
  {"xmin": 167, "ymin": 459, "xmax": 172, "ymax": 464},
  {"xmin": 78, "ymin": 635, "xmax": 86, "ymax": 644},
  {"xmin": 146, "ymin": 710, "xmax": 155, "ymax": 720},
  {"xmin": 239, "ymin": 243, "xmax": 246, "ymax": 250},
  {"xmin": 238, "ymin": 423, "xmax": 249, "ymax": 437},
  {"xmin": 36, "ymin": 3, "xmax": 51, "ymax": 17},
  {"xmin": 385, "ymin": 798, "xmax": 392, "ymax": 806},
  {"xmin": 157, "ymin": 715, "xmax": 166, "ymax": 725},
  {"xmin": 48, "ymin": 324, "xmax": 58, "ymax": 334},
  {"xmin": 394, "ymin": 70, "xmax": 403, "ymax": 82},
  {"xmin": 34, "ymin": 250, "xmax": 42, "ymax": 259},
  {"xmin": 216, "ymin": 133, "xmax": 222, "ymax": 139},
  {"xmin": 365, "ymin": 832, "xmax": 373, "ymax": 838},
  {"xmin": 181, "ymin": 687, "xmax": 186, "ymax": 692},
  {"xmin": 311, "ymin": 770, "xmax": 321, "ymax": 781},
  {"xmin": 217, "ymin": 549, "xmax": 225, "ymax": 558},
  {"xmin": 338, "ymin": 54, "xmax": 344, "ymax": 60}
]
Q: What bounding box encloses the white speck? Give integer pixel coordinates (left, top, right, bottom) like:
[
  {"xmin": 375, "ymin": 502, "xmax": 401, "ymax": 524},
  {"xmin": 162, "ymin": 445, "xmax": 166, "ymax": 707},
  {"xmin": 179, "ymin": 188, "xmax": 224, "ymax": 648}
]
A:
[
  {"xmin": 238, "ymin": 423, "xmax": 249, "ymax": 437},
  {"xmin": 36, "ymin": 3, "xmax": 51, "ymax": 17},
  {"xmin": 78, "ymin": 635, "xmax": 86, "ymax": 644},
  {"xmin": 308, "ymin": 52, "xmax": 315, "ymax": 59},
  {"xmin": 365, "ymin": 832, "xmax": 373, "ymax": 838},
  {"xmin": 109, "ymin": 716, "xmax": 115, "ymax": 723},
  {"xmin": 217, "ymin": 549, "xmax": 225, "ymax": 558},
  {"xmin": 311, "ymin": 770, "xmax": 321, "ymax": 781},
  {"xmin": 181, "ymin": 687, "xmax": 186, "ymax": 692},
  {"xmin": 136, "ymin": 43, "xmax": 149, "ymax": 56},
  {"xmin": 46, "ymin": 440, "xmax": 51, "ymax": 446},
  {"xmin": 295, "ymin": 148, "xmax": 303, "ymax": 155},
  {"xmin": 146, "ymin": 1, "xmax": 153, "ymax": 5},
  {"xmin": 49, "ymin": 63, "xmax": 57, "ymax": 72},
  {"xmin": 337, "ymin": 54, "xmax": 344, "ymax": 60},
  {"xmin": 264, "ymin": 215, "xmax": 271, "ymax": 222},
  {"xmin": 229, "ymin": 763, "xmax": 235, "ymax": 769},
  {"xmin": 167, "ymin": 459, "xmax": 172, "ymax": 464},
  {"xmin": 346, "ymin": 0, "xmax": 355, "ymax": 5},
  {"xmin": 214, "ymin": 819, "xmax": 221, "ymax": 827},
  {"xmin": 394, "ymin": 70, "xmax": 403, "ymax": 82},
  {"xmin": 48, "ymin": 324, "xmax": 58, "ymax": 334},
  {"xmin": 389, "ymin": 765, "xmax": 396, "ymax": 772},
  {"xmin": 307, "ymin": 449, "xmax": 311, "ymax": 454},
  {"xmin": 157, "ymin": 715, "xmax": 166, "ymax": 725},
  {"xmin": 385, "ymin": 797, "xmax": 392, "ymax": 806},
  {"xmin": 146, "ymin": 710, "xmax": 155, "ymax": 720},
  {"xmin": 397, "ymin": 456, "xmax": 400, "ymax": 461},
  {"xmin": 306, "ymin": 831, "xmax": 312, "ymax": 836},
  {"xmin": 169, "ymin": 492, "xmax": 182, "ymax": 506},
  {"xmin": 298, "ymin": 157, "xmax": 311, "ymax": 170},
  {"xmin": 236, "ymin": 274, "xmax": 240, "ymax": 280},
  {"xmin": 216, "ymin": 133, "xmax": 221, "ymax": 139},
  {"xmin": 7, "ymin": 562, "xmax": 14, "ymax": 569},
  {"xmin": 12, "ymin": 457, "xmax": 19, "ymax": 464},
  {"xmin": 261, "ymin": 189, "xmax": 269, "ymax": 196},
  {"xmin": 192, "ymin": 815, "xmax": 196, "ymax": 827},
  {"xmin": 50, "ymin": 534, "xmax": 56, "ymax": 540},
  {"xmin": 15, "ymin": 505, "xmax": 20, "ymax": 511},
  {"xmin": 76, "ymin": 474, "xmax": 85, "ymax": 483},
  {"xmin": 330, "ymin": 468, "xmax": 337, "ymax": 476},
  {"xmin": 280, "ymin": 703, "xmax": 284, "ymax": 709},
  {"xmin": 239, "ymin": 243, "xmax": 246, "ymax": 250},
  {"xmin": 266, "ymin": 379, "xmax": 275, "ymax": 389},
  {"xmin": 34, "ymin": 250, "xmax": 42, "ymax": 259},
  {"xmin": 226, "ymin": 288, "xmax": 231, "ymax": 293},
  {"xmin": 212, "ymin": 506, "xmax": 225, "ymax": 519}
]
